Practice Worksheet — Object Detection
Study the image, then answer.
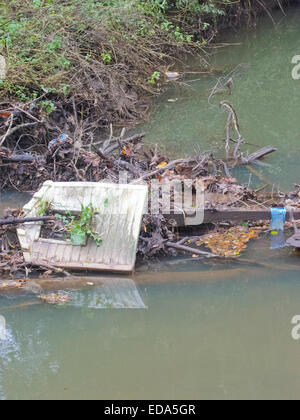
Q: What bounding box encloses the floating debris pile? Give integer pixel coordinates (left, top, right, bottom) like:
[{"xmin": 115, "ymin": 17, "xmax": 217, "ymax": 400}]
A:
[
  {"xmin": 195, "ymin": 227, "xmax": 262, "ymax": 258},
  {"xmin": 38, "ymin": 293, "xmax": 70, "ymax": 305},
  {"xmin": 0, "ymin": 102, "xmax": 296, "ymax": 280}
]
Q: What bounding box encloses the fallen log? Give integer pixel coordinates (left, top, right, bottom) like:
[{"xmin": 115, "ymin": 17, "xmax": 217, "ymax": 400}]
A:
[
  {"xmin": 0, "ymin": 216, "xmax": 54, "ymax": 226},
  {"xmin": 241, "ymin": 145, "xmax": 277, "ymax": 164}
]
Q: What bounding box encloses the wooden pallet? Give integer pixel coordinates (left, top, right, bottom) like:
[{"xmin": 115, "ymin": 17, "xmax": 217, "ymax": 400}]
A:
[{"xmin": 17, "ymin": 181, "xmax": 148, "ymax": 273}]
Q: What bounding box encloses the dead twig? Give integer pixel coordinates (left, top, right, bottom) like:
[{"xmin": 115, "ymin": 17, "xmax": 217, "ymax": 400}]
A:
[
  {"xmin": 132, "ymin": 158, "xmax": 188, "ymax": 183},
  {"xmin": 0, "ymin": 114, "xmax": 14, "ymax": 147},
  {"xmin": 103, "ymin": 133, "xmax": 145, "ymax": 155},
  {"xmin": 220, "ymin": 101, "xmax": 243, "ymax": 159},
  {"xmin": 166, "ymin": 241, "xmax": 216, "ymax": 257},
  {"xmin": 0, "ymin": 216, "xmax": 54, "ymax": 226}
]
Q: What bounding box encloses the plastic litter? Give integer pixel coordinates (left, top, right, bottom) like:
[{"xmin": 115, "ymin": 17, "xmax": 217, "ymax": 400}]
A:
[
  {"xmin": 270, "ymin": 207, "xmax": 286, "ymax": 231},
  {"xmin": 270, "ymin": 230, "xmax": 286, "ymax": 250},
  {"xmin": 270, "ymin": 207, "xmax": 286, "ymax": 249},
  {"xmin": 165, "ymin": 71, "xmax": 180, "ymax": 79},
  {"xmin": 48, "ymin": 133, "xmax": 68, "ymax": 149}
]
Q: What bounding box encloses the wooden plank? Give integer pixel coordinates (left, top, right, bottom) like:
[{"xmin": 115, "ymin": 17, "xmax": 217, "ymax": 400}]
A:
[
  {"xmin": 38, "ymin": 238, "xmax": 71, "ymax": 245},
  {"xmin": 164, "ymin": 208, "xmax": 300, "ymax": 226},
  {"xmin": 54, "ymin": 244, "xmax": 67, "ymax": 263},
  {"xmin": 33, "ymin": 241, "xmax": 51, "ymax": 264},
  {"xmin": 31, "ymin": 241, "xmax": 42, "ymax": 261},
  {"xmin": 62, "ymin": 243, "xmax": 73, "ymax": 264},
  {"xmin": 46, "ymin": 243, "xmax": 59, "ymax": 263},
  {"xmin": 70, "ymin": 242, "xmax": 81, "ymax": 264},
  {"xmin": 78, "ymin": 241, "xmax": 89, "ymax": 265},
  {"xmin": 204, "ymin": 209, "xmax": 300, "ymax": 223}
]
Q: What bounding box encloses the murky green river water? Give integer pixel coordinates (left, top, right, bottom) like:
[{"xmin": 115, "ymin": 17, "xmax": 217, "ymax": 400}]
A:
[
  {"xmin": 1, "ymin": 9, "xmax": 300, "ymax": 400},
  {"xmin": 142, "ymin": 7, "xmax": 300, "ymax": 190}
]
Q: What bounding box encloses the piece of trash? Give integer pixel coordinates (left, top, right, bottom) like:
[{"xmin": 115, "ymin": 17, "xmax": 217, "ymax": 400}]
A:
[
  {"xmin": 0, "ymin": 111, "xmax": 11, "ymax": 119},
  {"xmin": 48, "ymin": 133, "xmax": 69, "ymax": 150},
  {"xmin": 17, "ymin": 181, "xmax": 148, "ymax": 273},
  {"xmin": 270, "ymin": 230, "xmax": 286, "ymax": 250},
  {"xmin": 270, "ymin": 207, "xmax": 286, "ymax": 231},
  {"xmin": 167, "ymin": 98, "xmax": 178, "ymax": 103},
  {"xmin": 165, "ymin": 71, "xmax": 180, "ymax": 79},
  {"xmin": 156, "ymin": 161, "xmax": 167, "ymax": 169},
  {"xmin": 86, "ymin": 282, "xmax": 94, "ymax": 286},
  {"xmin": 270, "ymin": 207, "xmax": 286, "ymax": 249}
]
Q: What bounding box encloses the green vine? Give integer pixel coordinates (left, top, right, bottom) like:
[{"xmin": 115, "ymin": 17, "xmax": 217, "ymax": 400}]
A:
[{"xmin": 56, "ymin": 203, "xmax": 103, "ymax": 247}]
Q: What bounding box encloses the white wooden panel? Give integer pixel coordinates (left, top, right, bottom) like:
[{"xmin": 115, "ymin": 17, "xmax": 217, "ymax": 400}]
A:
[{"xmin": 17, "ymin": 181, "xmax": 147, "ymax": 273}]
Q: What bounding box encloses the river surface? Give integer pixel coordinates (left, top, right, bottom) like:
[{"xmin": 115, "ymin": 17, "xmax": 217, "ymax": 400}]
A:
[
  {"xmin": 141, "ymin": 7, "xmax": 300, "ymax": 190},
  {"xmin": 1, "ymin": 9, "xmax": 300, "ymax": 400}
]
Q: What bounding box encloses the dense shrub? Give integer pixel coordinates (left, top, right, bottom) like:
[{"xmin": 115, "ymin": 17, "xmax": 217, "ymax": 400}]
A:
[{"xmin": 0, "ymin": 0, "xmax": 290, "ymax": 125}]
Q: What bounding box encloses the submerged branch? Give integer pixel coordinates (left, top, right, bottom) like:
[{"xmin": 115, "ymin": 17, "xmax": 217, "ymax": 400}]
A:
[{"xmin": 0, "ymin": 216, "xmax": 54, "ymax": 226}]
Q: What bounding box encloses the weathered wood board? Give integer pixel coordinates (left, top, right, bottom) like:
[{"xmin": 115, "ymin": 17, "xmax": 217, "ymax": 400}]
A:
[
  {"xmin": 17, "ymin": 181, "xmax": 148, "ymax": 273},
  {"xmin": 165, "ymin": 208, "xmax": 300, "ymax": 226}
]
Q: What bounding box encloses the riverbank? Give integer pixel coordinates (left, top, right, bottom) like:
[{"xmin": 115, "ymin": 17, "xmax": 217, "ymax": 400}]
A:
[
  {"xmin": 1, "ymin": 1, "xmax": 298, "ymax": 192},
  {"xmin": 0, "ymin": 0, "xmax": 296, "ymax": 135}
]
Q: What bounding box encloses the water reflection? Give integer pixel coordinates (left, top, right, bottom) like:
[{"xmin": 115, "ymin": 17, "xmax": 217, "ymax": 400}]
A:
[
  {"xmin": 2, "ymin": 268, "xmax": 300, "ymax": 399},
  {"xmin": 0, "ymin": 315, "xmax": 6, "ymax": 340},
  {"xmin": 0, "ymin": 317, "xmax": 52, "ymax": 400},
  {"xmin": 0, "ymin": 276, "xmax": 147, "ymax": 400},
  {"xmin": 68, "ymin": 277, "xmax": 147, "ymax": 309},
  {"xmin": 0, "ymin": 276, "xmax": 148, "ymax": 310}
]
